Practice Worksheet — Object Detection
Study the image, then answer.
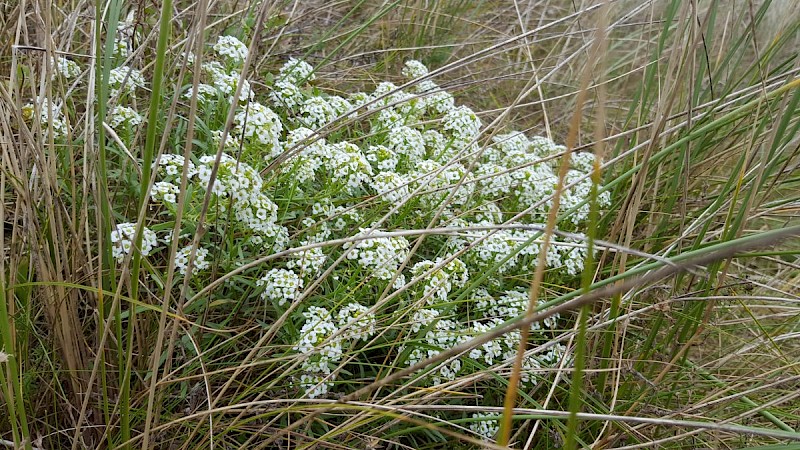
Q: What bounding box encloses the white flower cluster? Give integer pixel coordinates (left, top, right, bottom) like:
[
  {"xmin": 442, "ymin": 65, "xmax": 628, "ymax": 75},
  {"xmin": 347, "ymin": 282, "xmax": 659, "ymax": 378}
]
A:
[
  {"xmin": 344, "ymin": 229, "xmax": 409, "ymax": 288},
  {"xmin": 174, "ymin": 245, "xmax": 211, "ymax": 276},
  {"xmin": 269, "ymin": 58, "xmax": 315, "ymax": 110},
  {"xmin": 109, "ymin": 105, "xmax": 143, "ymax": 129},
  {"xmin": 113, "ymin": 38, "xmax": 129, "ymax": 60},
  {"xmin": 152, "ymin": 152, "xmax": 287, "ymax": 251},
  {"xmin": 549, "ymin": 238, "xmax": 590, "ymax": 276},
  {"xmin": 386, "ymin": 125, "xmax": 426, "ymax": 165},
  {"xmin": 23, "ymin": 97, "xmax": 68, "ymax": 139},
  {"xmin": 411, "ymin": 159, "xmax": 474, "ymax": 208},
  {"xmin": 234, "ymin": 102, "xmax": 283, "ymax": 155},
  {"xmin": 286, "ymin": 246, "xmax": 327, "ymax": 276},
  {"xmin": 467, "ymin": 288, "xmax": 562, "ymax": 375},
  {"xmin": 477, "ymin": 289, "xmax": 550, "ymax": 329},
  {"xmin": 571, "ymin": 152, "xmax": 598, "ymax": 173},
  {"xmin": 399, "ymin": 283, "xmax": 564, "ymax": 385},
  {"xmin": 403, "ymin": 317, "xmax": 467, "ymax": 385},
  {"xmin": 311, "ymin": 201, "xmax": 361, "ymax": 232},
  {"xmin": 402, "ymin": 59, "xmax": 429, "ymax": 79},
  {"xmin": 209, "ymin": 129, "xmax": 242, "ymax": 151},
  {"xmin": 202, "ymin": 60, "xmax": 253, "ymax": 102},
  {"xmin": 370, "ymin": 171, "xmax": 410, "ymax": 204},
  {"xmin": 98, "ymin": 52, "xmax": 613, "ymax": 408},
  {"xmin": 398, "ymin": 61, "xmax": 457, "ymax": 117},
  {"xmin": 183, "ymin": 83, "xmax": 219, "ymax": 103},
  {"xmin": 213, "ymin": 35, "xmax": 248, "ymax": 65},
  {"xmin": 195, "ymin": 153, "xmax": 258, "ymax": 197},
  {"xmin": 154, "ymin": 154, "xmax": 196, "ymax": 179},
  {"xmin": 110, "ymin": 222, "xmax": 158, "ymax": 262},
  {"xmin": 257, "ymin": 268, "xmax": 303, "ymax": 306},
  {"xmin": 443, "ymin": 105, "xmax": 482, "ymax": 142},
  {"xmin": 469, "ymin": 230, "xmax": 515, "ymax": 273},
  {"xmin": 560, "ymin": 168, "xmax": 611, "ymax": 225},
  {"xmin": 293, "ymin": 306, "xmax": 340, "ymax": 398},
  {"xmin": 298, "ymin": 95, "xmax": 353, "ymax": 129},
  {"xmin": 336, "ymin": 302, "xmax": 376, "ymax": 341},
  {"xmin": 278, "ymin": 57, "xmax": 315, "ymax": 84},
  {"xmin": 370, "ymin": 81, "xmax": 416, "ymax": 116},
  {"xmin": 50, "ymin": 56, "xmax": 81, "ymax": 79},
  {"xmin": 409, "ymin": 308, "xmax": 439, "ymax": 333},
  {"xmin": 280, "ymin": 127, "xmax": 326, "ymax": 182},
  {"xmin": 469, "ymin": 413, "xmax": 499, "ymax": 441},
  {"xmin": 365, "ymin": 145, "xmax": 398, "ymax": 171},
  {"xmin": 108, "ymin": 66, "xmax": 145, "ymax": 97},
  {"xmin": 410, "ymin": 257, "xmax": 469, "ymax": 305},
  {"xmin": 150, "ymin": 181, "xmax": 180, "ymax": 205},
  {"xmin": 326, "ymin": 142, "xmax": 373, "ymax": 193},
  {"xmin": 293, "ymin": 303, "xmax": 377, "ymax": 398}
]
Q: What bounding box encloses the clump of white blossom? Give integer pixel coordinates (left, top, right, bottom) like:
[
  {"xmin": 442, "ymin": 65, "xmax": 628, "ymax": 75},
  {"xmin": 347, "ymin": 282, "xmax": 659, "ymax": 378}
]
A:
[
  {"xmin": 108, "ymin": 66, "xmax": 145, "ymax": 97},
  {"xmin": 344, "ymin": 229, "xmax": 409, "ymax": 289},
  {"xmin": 174, "ymin": 245, "xmax": 211, "ymax": 276},
  {"xmin": 23, "ymin": 97, "xmax": 68, "ymax": 139},
  {"xmin": 293, "ymin": 306, "xmax": 340, "ymax": 397},
  {"xmin": 110, "ymin": 222, "xmax": 158, "ymax": 262},
  {"xmin": 109, "ymin": 105, "xmax": 143, "ymax": 129},
  {"xmin": 183, "ymin": 83, "xmax": 219, "ymax": 103},
  {"xmin": 278, "ymin": 57, "xmax": 315, "ymax": 84},
  {"xmin": 234, "ymin": 102, "xmax": 283, "ymax": 154},
  {"xmin": 202, "ymin": 61, "xmax": 253, "ymax": 102},
  {"xmin": 257, "ymin": 268, "xmax": 303, "ymax": 306},
  {"xmin": 82, "ymin": 45, "xmax": 617, "ymax": 417},
  {"xmin": 213, "ymin": 35, "xmax": 248, "ymax": 64},
  {"xmin": 150, "ymin": 181, "xmax": 179, "ymax": 205},
  {"xmin": 336, "ymin": 303, "xmax": 376, "ymax": 341},
  {"xmin": 410, "ymin": 257, "xmax": 469, "ymax": 305},
  {"xmin": 469, "ymin": 413, "xmax": 499, "ymax": 441},
  {"xmin": 50, "ymin": 56, "xmax": 81, "ymax": 79}
]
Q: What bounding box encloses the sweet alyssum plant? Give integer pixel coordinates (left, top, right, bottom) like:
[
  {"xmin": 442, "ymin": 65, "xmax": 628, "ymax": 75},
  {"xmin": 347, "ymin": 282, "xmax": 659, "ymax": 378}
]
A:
[{"xmin": 29, "ymin": 32, "xmax": 611, "ymax": 441}]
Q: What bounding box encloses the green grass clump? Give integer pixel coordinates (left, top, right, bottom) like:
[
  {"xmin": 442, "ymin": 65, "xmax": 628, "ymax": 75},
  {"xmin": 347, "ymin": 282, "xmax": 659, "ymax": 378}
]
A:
[{"xmin": 2, "ymin": 0, "xmax": 800, "ymax": 449}]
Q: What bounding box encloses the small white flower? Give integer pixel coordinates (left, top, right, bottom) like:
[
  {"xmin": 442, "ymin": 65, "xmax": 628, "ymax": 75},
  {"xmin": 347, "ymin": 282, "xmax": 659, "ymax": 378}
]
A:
[
  {"xmin": 108, "ymin": 105, "xmax": 143, "ymax": 129},
  {"xmin": 234, "ymin": 102, "xmax": 283, "ymax": 153},
  {"xmin": 343, "ymin": 228, "xmax": 410, "ymax": 284},
  {"xmin": 337, "ymin": 302, "xmax": 376, "ymax": 341},
  {"xmin": 110, "ymin": 222, "xmax": 158, "ymax": 262},
  {"xmin": 23, "ymin": 96, "xmax": 68, "ymax": 139},
  {"xmin": 108, "ymin": 66, "xmax": 145, "ymax": 97},
  {"xmin": 174, "ymin": 245, "xmax": 211, "ymax": 276},
  {"xmin": 50, "ymin": 56, "xmax": 81, "ymax": 79},
  {"xmin": 257, "ymin": 268, "xmax": 303, "ymax": 306},
  {"xmin": 150, "ymin": 181, "xmax": 180, "ymax": 205},
  {"xmin": 278, "ymin": 58, "xmax": 315, "ymax": 84},
  {"xmin": 402, "ymin": 59, "xmax": 429, "ymax": 79},
  {"xmin": 469, "ymin": 413, "xmax": 499, "ymax": 440},
  {"xmin": 213, "ymin": 35, "xmax": 248, "ymax": 64}
]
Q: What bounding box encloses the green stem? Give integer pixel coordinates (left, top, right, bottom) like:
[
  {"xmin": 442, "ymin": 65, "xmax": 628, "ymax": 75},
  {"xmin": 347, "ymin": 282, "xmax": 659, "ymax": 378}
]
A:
[{"xmin": 121, "ymin": 0, "xmax": 173, "ymax": 445}]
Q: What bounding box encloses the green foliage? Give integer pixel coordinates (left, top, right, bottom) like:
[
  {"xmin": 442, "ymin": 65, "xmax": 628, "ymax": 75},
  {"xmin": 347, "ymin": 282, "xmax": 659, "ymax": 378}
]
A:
[{"xmin": 2, "ymin": 1, "xmax": 800, "ymax": 449}]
